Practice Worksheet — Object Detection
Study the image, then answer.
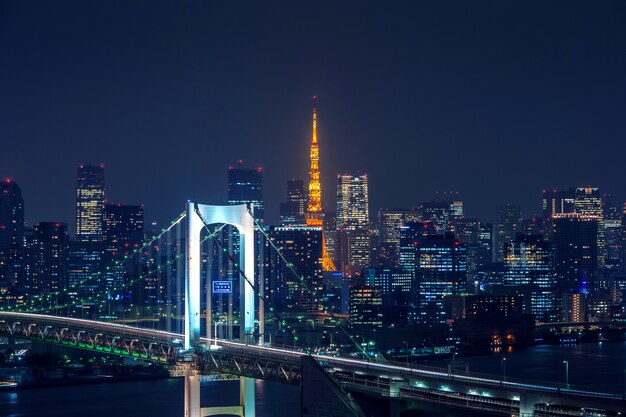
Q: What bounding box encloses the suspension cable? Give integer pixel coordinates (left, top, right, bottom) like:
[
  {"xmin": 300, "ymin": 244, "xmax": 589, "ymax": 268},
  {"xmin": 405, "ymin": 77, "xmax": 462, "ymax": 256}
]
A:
[
  {"xmin": 17, "ymin": 220, "xmax": 227, "ymax": 318},
  {"xmin": 2, "ymin": 211, "xmax": 188, "ymax": 312},
  {"xmin": 245, "ymin": 206, "xmax": 372, "ymax": 360}
]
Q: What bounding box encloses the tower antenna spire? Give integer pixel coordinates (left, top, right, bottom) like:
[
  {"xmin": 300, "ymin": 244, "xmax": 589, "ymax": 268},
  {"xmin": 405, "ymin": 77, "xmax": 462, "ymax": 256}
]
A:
[{"xmin": 306, "ymin": 95, "xmax": 336, "ymax": 271}]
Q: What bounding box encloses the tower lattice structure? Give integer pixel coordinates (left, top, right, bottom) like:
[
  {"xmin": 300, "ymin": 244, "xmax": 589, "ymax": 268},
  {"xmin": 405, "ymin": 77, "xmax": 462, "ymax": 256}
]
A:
[{"xmin": 306, "ymin": 96, "xmax": 336, "ymax": 271}]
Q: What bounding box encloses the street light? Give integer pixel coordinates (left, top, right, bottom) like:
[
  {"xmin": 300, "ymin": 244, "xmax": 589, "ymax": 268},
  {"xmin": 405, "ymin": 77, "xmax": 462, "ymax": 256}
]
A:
[
  {"xmin": 213, "ymin": 320, "xmax": 226, "ymax": 348},
  {"xmin": 451, "ymin": 350, "xmax": 458, "ymax": 375},
  {"xmin": 563, "ymin": 360, "xmax": 569, "ymax": 388},
  {"xmin": 501, "ymin": 357, "xmax": 507, "ymax": 382}
]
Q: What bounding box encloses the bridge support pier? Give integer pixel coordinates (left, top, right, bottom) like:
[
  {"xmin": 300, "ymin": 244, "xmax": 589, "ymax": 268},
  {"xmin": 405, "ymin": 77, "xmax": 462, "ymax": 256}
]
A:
[
  {"xmin": 389, "ymin": 399, "xmax": 401, "ymax": 417},
  {"xmin": 184, "ymin": 364, "xmax": 201, "ymax": 417},
  {"xmin": 518, "ymin": 393, "xmax": 539, "ymax": 417},
  {"xmin": 184, "ymin": 365, "xmax": 255, "ymax": 417},
  {"xmin": 239, "ymin": 377, "xmax": 255, "ymax": 417}
]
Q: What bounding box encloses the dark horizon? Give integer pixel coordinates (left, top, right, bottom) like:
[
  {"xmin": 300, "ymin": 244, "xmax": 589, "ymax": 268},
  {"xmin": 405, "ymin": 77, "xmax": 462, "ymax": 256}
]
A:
[{"xmin": 2, "ymin": 1, "xmax": 626, "ymax": 227}]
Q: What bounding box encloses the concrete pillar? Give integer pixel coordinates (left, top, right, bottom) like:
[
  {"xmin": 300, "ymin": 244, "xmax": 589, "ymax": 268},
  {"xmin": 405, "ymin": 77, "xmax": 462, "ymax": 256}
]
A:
[
  {"xmin": 389, "ymin": 380, "xmax": 404, "ymax": 398},
  {"xmin": 389, "ymin": 399, "xmax": 402, "ymax": 417},
  {"xmin": 240, "ymin": 377, "xmax": 256, "ymax": 417},
  {"xmin": 184, "ymin": 364, "xmax": 201, "ymax": 417},
  {"xmin": 518, "ymin": 393, "xmax": 537, "ymax": 417}
]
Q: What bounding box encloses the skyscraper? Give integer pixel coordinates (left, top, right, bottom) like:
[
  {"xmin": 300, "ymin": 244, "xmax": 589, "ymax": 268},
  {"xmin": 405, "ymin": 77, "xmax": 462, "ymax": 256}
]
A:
[
  {"xmin": 417, "ymin": 200, "xmax": 461, "ymax": 235},
  {"xmin": 102, "ymin": 204, "xmax": 145, "ymax": 296},
  {"xmin": 32, "ymin": 222, "xmax": 69, "ymax": 295},
  {"xmin": 574, "ymin": 187, "xmax": 605, "ymax": 269},
  {"xmin": 280, "ymin": 179, "xmax": 307, "ymax": 226},
  {"xmin": 227, "ymin": 162, "xmax": 264, "ymax": 222},
  {"xmin": 504, "ymin": 234, "xmax": 556, "ymax": 322},
  {"xmin": 622, "ymin": 203, "xmax": 626, "ymax": 272},
  {"xmin": 456, "ymin": 218, "xmax": 492, "ymax": 278},
  {"xmin": 0, "ymin": 179, "xmax": 24, "ymax": 285},
  {"xmin": 102, "ymin": 204, "xmax": 145, "ymax": 252},
  {"xmin": 76, "ymin": 164, "xmax": 105, "ymax": 242},
  {"xmin": 335, "ymin": 173, "xmax": 371, "ymax": 277},
  {"xmin": 67, "ymin": 241, "xmax": 103, "ymax": 299},
  {"xmin": 0, "ymin": 179, "xmax": 24, "ymax": 250},
  {"xmin": 398, "ymin": 222, "xmax": 437, "ymax": 293},
  {"xmin": 495, "ymin": 204, "xmax": 522, "ymax": 262},
  {"xmin": 349, "ymin": 284, "xmax": 383, "ymax": 328},
  {"xmin": 336, "ymin": 229, "xmax": 372, "ymax": 277},
  {"xmin": 269, "ymin": 226, "xmax": 323, "ymax": 312},
  {"xmin": 306, "ymin": 96, "xmax": 335, "ymax": 271},
  {"xmin": 336, "ymin": 174, "xmax": 369, "ymax": 231},
  {"xmin": 554, "ymin": 213, "xmax": 598, "ymax": 319},
  {"xmin": 377, "ymin": 208, "xmax": 409, "ymax": 268},
  {"xmin": 542, "ymin": 188, "xmax": 575, "ymax": 219},
  {"xmin": 416, "ymin": 233, "xmax": 467, "ymax": 325}
]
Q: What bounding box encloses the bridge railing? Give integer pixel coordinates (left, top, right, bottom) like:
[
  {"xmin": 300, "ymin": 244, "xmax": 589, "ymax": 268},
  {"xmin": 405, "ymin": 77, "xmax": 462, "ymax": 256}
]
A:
[
  {"xmin": 359, "ymin": 356, "xmax": 624, "ymax": 400},
  {"xmin": 372, "ymin": 358, "xmax": 619, "ymax": 399}
]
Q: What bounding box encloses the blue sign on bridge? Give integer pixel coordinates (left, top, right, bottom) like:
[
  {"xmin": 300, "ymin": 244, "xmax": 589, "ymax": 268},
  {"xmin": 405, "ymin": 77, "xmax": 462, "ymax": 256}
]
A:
[{"xmin": 212, "ymin": 281, "xmax": 233, "ymax": 294}]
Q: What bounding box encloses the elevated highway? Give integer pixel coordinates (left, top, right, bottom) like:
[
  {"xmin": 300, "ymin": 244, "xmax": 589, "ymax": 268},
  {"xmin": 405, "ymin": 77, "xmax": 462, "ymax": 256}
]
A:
[{"xmin": 2, "ymin": 312, "xmax": 623, "ymax": 416}]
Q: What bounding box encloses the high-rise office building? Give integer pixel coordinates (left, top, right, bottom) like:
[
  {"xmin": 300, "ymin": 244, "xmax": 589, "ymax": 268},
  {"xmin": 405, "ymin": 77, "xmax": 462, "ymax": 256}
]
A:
[
  {"xmin": 364, "ymin": 267, "xmax": 412, "ymax": 297},
  {"xmin": 0, "ymin": 179, "xmax": 24, "ymax": 249},
  {"xmin": 102, "ymin": 204, "xmax": 144, "ymax": 295},
  {"xmin": 398, "ymin": 222, "xmax": 437, "ymax": 295},
  {"xmin": 336, "ymin": 229, "xmax": 372, "ymax": 277},
  {"xmin": 417, "ymin": 200, "xmax": 461, "ymax": 235},
  {"xmin": 376, "ymin": 209, "xmax": 410, "ymax": 268},
  {"xmin": 479, "ymin": 222, "xmax": 493, "ymax": 264},
  {"xmin": 495, "ymin": 204, "xmax": 522, "ymax": 262},
  {"xmin": 269, "ymin": 226, "xmax": 323, "ymax": 312},
  {"xmin": 604, "ymin": 218, "xmax": 622, "ymax": 269},
  {"xmin": 602, "ymin": 194, "xmax": 622, "ymax": 269},
  {"xmin": 227, "ymin": 162, "xmax": 264, "ymax": 222},
  {"xmin": 0, "ymin": 179, "xmax": 24, "ymax": 285},
  {"xmin": 349, "ymin": 284, "xmax": 383, "ymax": 328},
  {"xmin": 324, "ymin": 211, "xmax": 338, "ymax": 267},
  {"xmin": 76, "ymin": 164, "xmax": 105, "ymax": 242},
  {"xmin": 554, "ymin": 213, "xmax": 598, "ymax": 319},
  {"xmin": 335, "ymin": 173, "xmax": 371, "ymax": 276},
  {"xmin": 67, "ymin": 241, "xmax": 103, "ymax": 299},
  {"xmin": 415, "ymin": 233, "xmax": 467, "ymax": 325},
  {"xmin": 376, "ymin": 209, "xmax": 409, "ymax": 268},
  {"xmin": 456, "ymin": 218, "xmax": 492, "ymax": 277},
  {"xmin": 103, "ymin": 204, "xmax": 145, "ymax": 252},
  {"xmin": 542, "ymin": 189, "xmax": 575, "ymax": 219},
  {"xmin": 574, "ymin": 187, "xmax": 605, "ymax": 269},
  {"xmin": 503, "ymin": 234, "xmax": 556, "ymax": 322},
  {"xmin": 336, "ymin": 174, "xmax": 369, "ymax": 231},
  {"xmin": 280, "ymin": 179, "xmax": 307, "ymax": 226},
  {"xmin": 32, "ymin": 222, "xmax": 69, "ymax": 295},
  {"xmin": 622, "ymin": 203, "xmax": 626, "ymax": 272}
]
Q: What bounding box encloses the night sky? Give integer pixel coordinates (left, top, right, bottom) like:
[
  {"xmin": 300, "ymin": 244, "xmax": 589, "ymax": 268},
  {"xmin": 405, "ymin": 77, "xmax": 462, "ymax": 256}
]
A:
[{"xmin": 2, "ymin": 1, "xmax": 626, "ymax": 228}]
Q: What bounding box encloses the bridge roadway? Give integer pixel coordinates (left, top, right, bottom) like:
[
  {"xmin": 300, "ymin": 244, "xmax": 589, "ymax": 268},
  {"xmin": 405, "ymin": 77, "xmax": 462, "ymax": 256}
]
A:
[
  {"xmin": 205, "ymin": 338, "xmax": 626, "ymax": 415},
  {"xmin": 1, "ymin": 312, "xmax": 625, "ymax": 416}
]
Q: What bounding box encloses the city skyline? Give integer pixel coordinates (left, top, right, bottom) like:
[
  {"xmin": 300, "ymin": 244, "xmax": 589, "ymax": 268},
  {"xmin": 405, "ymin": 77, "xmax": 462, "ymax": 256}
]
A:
[
  {"xmin": 3, "ymin": 3, "xmax": 626, "ymax": 415},
  {"xmin": 3, "ymin": 1, "xmax": 626, "ymax": 226}
]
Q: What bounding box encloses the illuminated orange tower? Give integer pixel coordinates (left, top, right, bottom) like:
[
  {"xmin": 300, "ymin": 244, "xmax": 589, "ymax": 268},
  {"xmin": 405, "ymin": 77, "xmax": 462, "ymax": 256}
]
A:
[{"xmin": 306, "ymin": 96, "xmax": 336, "ymax": 271}]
